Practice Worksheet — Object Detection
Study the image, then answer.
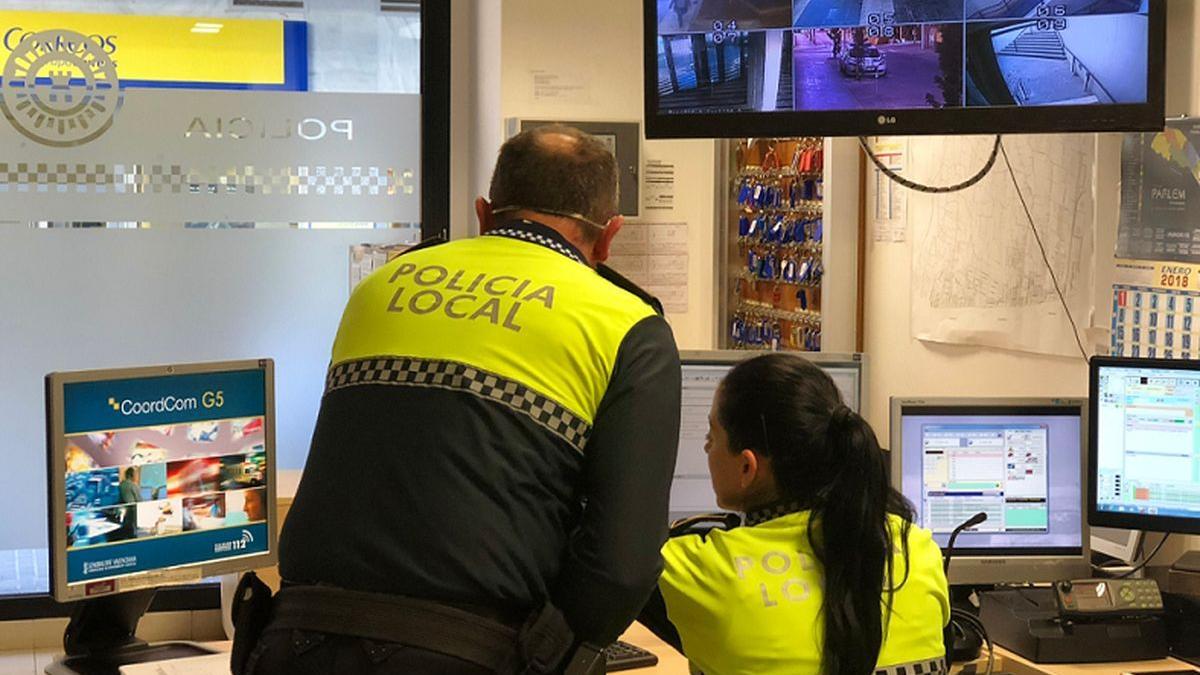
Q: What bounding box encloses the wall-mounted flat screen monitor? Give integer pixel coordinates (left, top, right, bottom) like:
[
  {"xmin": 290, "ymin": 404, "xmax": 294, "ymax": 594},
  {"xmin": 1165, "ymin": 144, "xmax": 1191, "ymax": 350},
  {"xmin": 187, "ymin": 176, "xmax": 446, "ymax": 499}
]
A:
[{"xmin": 645, "ymin": 0, "xmax": 1165, "ymax": 137}]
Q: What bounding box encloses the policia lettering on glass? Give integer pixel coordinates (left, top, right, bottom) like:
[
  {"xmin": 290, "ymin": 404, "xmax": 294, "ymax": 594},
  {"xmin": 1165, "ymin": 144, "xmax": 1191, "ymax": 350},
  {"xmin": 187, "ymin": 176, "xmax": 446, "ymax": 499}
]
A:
[{"xmin": 385, "ymin": 263, "xmax": 556, "ymax": 333}]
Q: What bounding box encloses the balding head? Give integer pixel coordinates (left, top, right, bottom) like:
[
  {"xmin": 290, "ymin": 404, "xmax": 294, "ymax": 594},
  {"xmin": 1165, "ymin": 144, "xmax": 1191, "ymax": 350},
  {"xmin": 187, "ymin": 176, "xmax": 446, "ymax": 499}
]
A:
[{"xmin": 488, "ymin": 125, "xmax": 619, "ymax": 242}]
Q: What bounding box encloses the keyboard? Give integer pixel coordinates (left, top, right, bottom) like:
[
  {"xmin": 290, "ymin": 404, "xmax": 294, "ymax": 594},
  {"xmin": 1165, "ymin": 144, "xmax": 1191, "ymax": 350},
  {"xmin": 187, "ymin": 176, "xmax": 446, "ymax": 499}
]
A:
[{"xmin": 605, "ymin": 640, "xmax": 659, "ymax": 671}]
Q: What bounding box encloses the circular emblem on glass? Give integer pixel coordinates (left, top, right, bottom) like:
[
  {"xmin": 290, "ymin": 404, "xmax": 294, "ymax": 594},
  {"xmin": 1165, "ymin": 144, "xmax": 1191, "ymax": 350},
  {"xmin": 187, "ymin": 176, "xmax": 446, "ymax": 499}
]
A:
[{"xmin": 1, "ymin": 29, "xmax": 122, "ymax": 147}]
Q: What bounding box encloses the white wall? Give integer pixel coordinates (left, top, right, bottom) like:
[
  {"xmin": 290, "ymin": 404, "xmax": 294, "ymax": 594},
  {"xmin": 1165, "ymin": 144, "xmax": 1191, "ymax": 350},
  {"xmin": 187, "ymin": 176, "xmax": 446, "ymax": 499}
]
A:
[
  {"xmin": 449, "ymin": 0, "xmax": 503, "ymax": 241},
  {"xmin": 498, "ymin": 0, "xmax": 717, "ymax": 349},
  {"xmin": 1164, "ymin": 0, "xmax": 1199, "ymax": 117}
]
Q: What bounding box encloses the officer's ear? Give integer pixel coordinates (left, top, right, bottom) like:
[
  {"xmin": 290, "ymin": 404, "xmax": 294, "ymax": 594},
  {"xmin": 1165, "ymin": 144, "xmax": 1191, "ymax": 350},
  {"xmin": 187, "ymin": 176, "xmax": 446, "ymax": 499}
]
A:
[
  {"xmin": 590, "ymin": 215, "xmax": 624, "ymax": 264},
  {"xmin": 475, "ymin": 197, "xmax": 497, "ymax": 234},
  {"xmin": 737, "ymin": 448, "xmax": 760, "ymax": 489}
]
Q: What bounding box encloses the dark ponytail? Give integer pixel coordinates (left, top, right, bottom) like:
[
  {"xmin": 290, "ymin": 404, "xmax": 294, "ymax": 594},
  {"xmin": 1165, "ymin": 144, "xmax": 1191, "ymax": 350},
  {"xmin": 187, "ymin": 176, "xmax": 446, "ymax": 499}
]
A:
[{"xmin": 717, "ymin": 354, "xmax": 916, "ymax": 675}]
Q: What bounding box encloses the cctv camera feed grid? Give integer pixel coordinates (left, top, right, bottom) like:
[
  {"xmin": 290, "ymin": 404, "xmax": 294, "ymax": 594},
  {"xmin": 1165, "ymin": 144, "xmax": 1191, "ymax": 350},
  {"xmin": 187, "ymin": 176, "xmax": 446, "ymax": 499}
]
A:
[
  {"xmin": 1096, "ymin": 366, "xmax": 1200, "ymax": 521},
  {"xmin": 61, "ymin": 370, "xmax": 268, "ymax": 586},
  {"xmin": 655, "ymin": 1, "xmax": 1149, "ymax": 114},
  {"xmin": 899, "ymin": 406, "xmax": 1082, "ymax": 552}
]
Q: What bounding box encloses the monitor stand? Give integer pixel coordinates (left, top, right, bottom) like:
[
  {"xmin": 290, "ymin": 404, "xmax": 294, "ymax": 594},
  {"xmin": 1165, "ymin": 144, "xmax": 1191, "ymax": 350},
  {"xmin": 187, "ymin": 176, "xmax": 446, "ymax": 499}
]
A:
[{"xmin": 45, "ymin": 590, "xmax": 218, "ymax": 675}]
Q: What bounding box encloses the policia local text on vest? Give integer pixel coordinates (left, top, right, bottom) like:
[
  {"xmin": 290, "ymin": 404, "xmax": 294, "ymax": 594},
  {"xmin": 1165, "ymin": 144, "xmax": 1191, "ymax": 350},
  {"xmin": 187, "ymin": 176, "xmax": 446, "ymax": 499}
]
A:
[{"xmin": 231, "ymin": 218, "xmax": 682, "ymax": 675}]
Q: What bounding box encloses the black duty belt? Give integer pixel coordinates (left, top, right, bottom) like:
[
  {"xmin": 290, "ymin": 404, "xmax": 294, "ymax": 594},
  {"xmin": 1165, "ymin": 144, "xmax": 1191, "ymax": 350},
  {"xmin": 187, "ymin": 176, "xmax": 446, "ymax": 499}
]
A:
[{"xmin": 267, "ymin": 585, "xmax": 521, "ymax": 671}]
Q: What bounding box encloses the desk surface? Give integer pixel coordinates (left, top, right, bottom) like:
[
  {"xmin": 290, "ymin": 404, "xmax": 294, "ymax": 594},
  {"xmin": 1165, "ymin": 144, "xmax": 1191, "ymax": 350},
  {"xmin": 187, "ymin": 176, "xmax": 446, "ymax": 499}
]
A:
[
  {"xmin": 995, "ymin": 647, "xmax": 1193, "ymax": 675},
  {"xmin": 0, "ymin": 624, "xmax": 688, "ymax": 675},
  {"xmin": 2, "ymin": 627, "xmax": 1193, "ymax": 675}
]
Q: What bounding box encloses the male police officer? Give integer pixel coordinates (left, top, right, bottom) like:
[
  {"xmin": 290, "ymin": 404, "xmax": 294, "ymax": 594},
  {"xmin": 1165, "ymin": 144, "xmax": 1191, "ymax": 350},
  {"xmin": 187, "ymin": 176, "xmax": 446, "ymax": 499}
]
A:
[{"xmin": 234, "ymin": 126, "xmax": 682, "ymax": 674}]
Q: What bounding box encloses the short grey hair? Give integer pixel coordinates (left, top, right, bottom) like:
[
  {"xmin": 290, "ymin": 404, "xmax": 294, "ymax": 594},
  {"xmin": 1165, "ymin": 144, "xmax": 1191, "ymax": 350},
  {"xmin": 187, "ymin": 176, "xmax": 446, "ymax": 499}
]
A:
[{"xmin": 488, "ymin": 125, "xmax": 618, "ymax": 240}]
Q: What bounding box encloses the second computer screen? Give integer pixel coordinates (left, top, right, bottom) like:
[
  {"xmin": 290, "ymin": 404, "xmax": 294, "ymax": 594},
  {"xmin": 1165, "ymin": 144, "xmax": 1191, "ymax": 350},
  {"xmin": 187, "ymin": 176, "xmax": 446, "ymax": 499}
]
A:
[{"xmin": 897, "ymin": 405, "xmax": 1083, "ymax": 553}]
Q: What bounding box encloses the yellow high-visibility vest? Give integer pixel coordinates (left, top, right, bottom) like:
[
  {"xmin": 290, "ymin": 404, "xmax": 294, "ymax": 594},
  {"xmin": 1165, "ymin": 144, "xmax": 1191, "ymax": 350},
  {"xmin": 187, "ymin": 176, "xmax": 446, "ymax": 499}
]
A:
[{"xmin": 659, "ymin": 511, "xmax": 949, "ymax": 675}]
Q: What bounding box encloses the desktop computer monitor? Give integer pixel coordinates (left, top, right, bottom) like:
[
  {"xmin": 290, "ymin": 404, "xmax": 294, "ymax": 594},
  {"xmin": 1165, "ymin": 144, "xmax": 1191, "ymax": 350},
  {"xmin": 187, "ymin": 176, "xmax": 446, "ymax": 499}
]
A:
[
  {"xmin": 1090, "ymin": 356, "xmax": 1200, "ymax": 536},
  {"xmin": 45, "ymin": 359, "xmax": 276, "ymax": 673},
  {"xmin": 47, "ymin": 359, "xmax": 277, "ymax": 603},
  {"xmin": 890, "ymin": 397, "xmax": 1090, "ymax": 584},
  {"xmin": 670, "ymin": 351, "xmax": 864, "ymax": 517}
]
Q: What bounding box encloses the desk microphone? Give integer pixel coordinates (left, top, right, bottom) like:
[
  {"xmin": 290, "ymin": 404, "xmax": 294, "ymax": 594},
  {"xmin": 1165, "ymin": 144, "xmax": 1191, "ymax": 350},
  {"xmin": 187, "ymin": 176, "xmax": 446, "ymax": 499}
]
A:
[
  {"xmin": 943, "ymin": 512, "xmax": 988, "ymax": 664},
  {"xmin": 944, "ymin": 512, "xmax": 988, "ymax": 576}
]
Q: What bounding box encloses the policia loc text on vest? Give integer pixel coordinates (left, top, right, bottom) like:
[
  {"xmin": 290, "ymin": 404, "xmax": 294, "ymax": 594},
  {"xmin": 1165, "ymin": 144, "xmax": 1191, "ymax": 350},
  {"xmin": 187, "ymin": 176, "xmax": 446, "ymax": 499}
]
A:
[{"xmin": 231, "ymin": 125, "xmax": 683, "ymax": 675}]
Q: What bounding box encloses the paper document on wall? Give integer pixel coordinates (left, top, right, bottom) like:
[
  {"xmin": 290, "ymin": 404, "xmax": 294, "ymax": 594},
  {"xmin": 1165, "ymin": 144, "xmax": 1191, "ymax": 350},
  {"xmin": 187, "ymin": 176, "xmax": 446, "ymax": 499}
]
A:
[
  {"xmin": 909, "ymin": 134, "xmax": 1096, "ymax": 357},
  {"xmin": 868, "ymin": 137, "xmax": 908, "ymax": 243},
  {"xmin": 606, "ymin": 221, "xmax": 689, "ymax": 313},
  {"xmin": 644, "ymin": 160, "xmax": 677, "ymax": 212}
]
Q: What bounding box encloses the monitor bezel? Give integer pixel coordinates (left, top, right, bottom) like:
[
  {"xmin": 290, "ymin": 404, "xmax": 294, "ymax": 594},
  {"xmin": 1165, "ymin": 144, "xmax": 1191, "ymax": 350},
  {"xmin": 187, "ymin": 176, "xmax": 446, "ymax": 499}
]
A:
[
  {"xmin": 1088, "ymin": 355, "xmax": 1200, "ymax": 536},
  {"xmin": 1090, "ymin": 526, "xmax": 1143, "ymax": 564},
  {"xmin": 679, "ymin": 350, "xmax": 865, "ymax": 412},
  {"xmin": 889, "ymin": 396, "xmax": 1090, "ymax": 584},
  {"xmin": 643, "ymin": 1, "xmax": 1167, "ymax": 139},
  {"xmin": 46, "ymin": 359, "xmax": 278, "ymax": 603}
]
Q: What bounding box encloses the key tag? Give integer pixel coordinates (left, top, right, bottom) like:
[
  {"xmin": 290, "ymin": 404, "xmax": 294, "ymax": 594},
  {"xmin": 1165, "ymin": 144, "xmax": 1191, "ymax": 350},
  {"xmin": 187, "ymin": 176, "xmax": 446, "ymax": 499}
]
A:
[
  {"xmin": 760, "ymin": 254, "xmax": 776, "ymax": 280},
  {"xmin": 797, "ymin": 258, "xmax": 812, "ymax": 284},
  {"xmin": 769, "ymin": 216, "xmax": 785, "ymax": 243},
  {"xmin": 738, "ymin": 215, "xmax": 751, "ymax": 237},
  {"xmin": 747, "ymin": 250, "xmax": 759, "ymax": 275},
  {"xmin": 752, "ymin": 182, "xmax": 764, "ymax": 206},
  {"xmin": 813, "ymin": 218, "xmax": 823, "ymax": 243},
  {"xmin": 771, "ymin": 322, "xmax": 782, "ymax": 351},
  {"xmin": 797, "ymin": 289, "xmax": 808, "ymax": 311},
  {"xmin": 794, "ymin": 219, "xmax": 807, "ymax": 244},
  {"xmin": 737, "ymin": 178, "xmax": 751, "ymax": 205},
  {"xmin": 811, "ymin": 260, "xmax": 824, "ymax": 284}
]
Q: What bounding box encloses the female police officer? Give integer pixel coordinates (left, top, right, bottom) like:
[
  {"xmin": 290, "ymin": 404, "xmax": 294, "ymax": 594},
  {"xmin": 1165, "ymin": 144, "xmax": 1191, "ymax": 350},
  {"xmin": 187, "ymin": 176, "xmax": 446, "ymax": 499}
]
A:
[{"xmin": 640, "ymin": 353, "xmax": 949, "ymax": 675}]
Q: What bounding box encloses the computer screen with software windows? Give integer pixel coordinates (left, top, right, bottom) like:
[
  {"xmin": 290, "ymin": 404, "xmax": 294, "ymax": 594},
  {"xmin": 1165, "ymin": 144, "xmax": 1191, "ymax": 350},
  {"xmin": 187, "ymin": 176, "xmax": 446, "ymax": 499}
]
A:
[
  {"xmin": 893, "ymin": 400, "xmax": 1085, "ymax": 553},
  {"xmin": 47, "ymin": 360, "xmax": 277, "ymax": 602},
  {"xmin": 1090, "ymin": 358, "xmax": 1200, "ymax": 535},
  {"xmin": 669, "ymin": 352, "xmax": 862, "ymax": 516}
]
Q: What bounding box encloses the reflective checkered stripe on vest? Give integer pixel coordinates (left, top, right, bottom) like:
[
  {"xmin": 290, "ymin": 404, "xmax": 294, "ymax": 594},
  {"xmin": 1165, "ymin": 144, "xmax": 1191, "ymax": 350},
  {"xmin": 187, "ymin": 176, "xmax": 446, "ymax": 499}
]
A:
[
  {"xmin": 325, "ymin": 234, "xmax": 658, "ymax": 453},
  {"xmin": 875, "ymin": 658, "xmax": 948, "ymax": 675}
]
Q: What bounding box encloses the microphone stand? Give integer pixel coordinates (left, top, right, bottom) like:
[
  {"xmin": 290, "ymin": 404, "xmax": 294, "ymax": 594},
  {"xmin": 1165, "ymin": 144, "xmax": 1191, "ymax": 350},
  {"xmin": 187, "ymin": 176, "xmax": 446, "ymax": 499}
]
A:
[{"xmin": 944, "ymin": 512, "xmax": 989, "ymax": 664}]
